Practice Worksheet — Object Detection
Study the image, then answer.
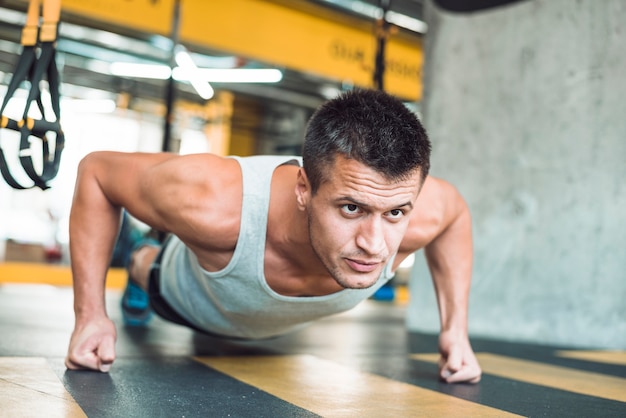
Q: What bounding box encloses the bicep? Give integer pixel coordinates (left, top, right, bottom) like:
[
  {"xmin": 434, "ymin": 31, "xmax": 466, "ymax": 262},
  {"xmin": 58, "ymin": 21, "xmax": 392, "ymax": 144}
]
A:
[
  {"xmin": 78, "ymin": 152, "xmax": 170, "ymax": 227},
  {"xmin": 81, "ymin": 151, "xmax": 227, "ymax": 234},
  {"xmin": 399, "ymin": 177, "xmax": 471, "ymax": 265},
  {"xmin": 423, "ymin": 181, "xmax": 473, "ymax": 274}
]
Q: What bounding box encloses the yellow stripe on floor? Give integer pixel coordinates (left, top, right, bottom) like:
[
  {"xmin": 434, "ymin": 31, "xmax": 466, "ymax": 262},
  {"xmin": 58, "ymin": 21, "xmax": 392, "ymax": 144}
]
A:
[
  {"xmin": 196, "ymin": 355, "xmax": 522, "ymax": 418},
  {"xmin": 0, "ymin": 357, "xmax": 86, "ymax": 417},
  {"xmin": 411, "ymin": 353, "xmax": 626, "ymax": 403},
  {"xmin": 556, "ymin": 350, "xmax": 626, "ymax": 366},
  {"xmin": 0, "ymin": 262, "xmax": 126, "ymax": 289}
]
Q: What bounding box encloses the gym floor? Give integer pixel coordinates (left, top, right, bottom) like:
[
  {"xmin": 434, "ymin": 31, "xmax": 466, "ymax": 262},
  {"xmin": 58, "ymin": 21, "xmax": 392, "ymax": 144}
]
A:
[{"xmin": 1, "ymin": 274, "xmax": 625, "ymax": 417}]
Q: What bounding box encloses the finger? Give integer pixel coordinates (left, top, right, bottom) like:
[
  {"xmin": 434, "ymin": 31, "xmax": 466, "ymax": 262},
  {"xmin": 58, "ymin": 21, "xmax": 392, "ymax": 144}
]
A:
[
  {"xmin": 445, "ymin": 347, "xmax": 463, "ymax": 373},
  {"xmin": 65, "ymin": 356, "xmax": 82, "ymax": 370},
  {"xmin": 65, "ymin": 348, "xmax": 100, "ymax": 371},
  {"xmin": 439, "ymin": 355, "xmax": 451, "ymax": 380},
  {"xmin": 444, "ymin": 365, "xmax": 482, "ymax": 384},
  {"xmin": 97, "ymin": 335, "xmax": 116, "ymax": 372},
  {"xmin": 439, "ymin": 352, "xmax": 462, "ymax": 381}
]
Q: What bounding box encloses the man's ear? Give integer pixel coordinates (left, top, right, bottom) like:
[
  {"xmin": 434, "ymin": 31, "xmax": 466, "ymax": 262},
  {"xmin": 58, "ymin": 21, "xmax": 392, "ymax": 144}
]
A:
[{"xmin": 295, "ymin": 168, "xmax": 310, "ymax": 210}]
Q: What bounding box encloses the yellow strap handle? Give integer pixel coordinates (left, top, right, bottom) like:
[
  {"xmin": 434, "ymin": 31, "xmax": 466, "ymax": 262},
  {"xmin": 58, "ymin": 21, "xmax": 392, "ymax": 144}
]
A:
[
  {"xmin": 20, "ymin": 0, "xmax": 62, "ymax": 45},
  {"xmin": 20, "ymin": 0, "xmax": 41, "ymax": 46},
  {"xmin": 40, "ymin": 0, "xmax": 61, "ymax": 42}
]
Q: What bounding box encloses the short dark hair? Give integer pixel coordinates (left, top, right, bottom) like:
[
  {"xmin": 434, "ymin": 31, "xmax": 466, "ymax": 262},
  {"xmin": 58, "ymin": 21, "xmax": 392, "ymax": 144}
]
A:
[{"xmin": 302, "ymin": 89, "xmax": 431, "ymax": 194}]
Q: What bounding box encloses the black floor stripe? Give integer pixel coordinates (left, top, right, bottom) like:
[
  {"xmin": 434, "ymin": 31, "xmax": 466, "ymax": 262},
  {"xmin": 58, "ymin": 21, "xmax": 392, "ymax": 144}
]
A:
[
  {"xmin": 411, "ymin": 358, "xmax": 626, "ymax": 417},
  {"xmin": 347, "ymin": 354, "xmax": 626, "ymax": 417},
  {"xmin": 407, "ymin": 332, "xmax": 626, "ymax": 379},
  {"xmin": 49, "ymin": 358, "xmax": 319, "ymax": 418}
]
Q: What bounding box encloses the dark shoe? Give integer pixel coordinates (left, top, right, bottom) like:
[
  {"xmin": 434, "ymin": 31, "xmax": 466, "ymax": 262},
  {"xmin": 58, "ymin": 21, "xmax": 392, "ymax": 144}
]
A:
[{"xmin": 121, "ymin": 278, "xmax": 153, "ymax": 326}]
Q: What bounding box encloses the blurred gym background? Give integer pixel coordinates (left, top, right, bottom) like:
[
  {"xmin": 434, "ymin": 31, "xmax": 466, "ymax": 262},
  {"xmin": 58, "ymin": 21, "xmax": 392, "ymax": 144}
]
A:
[{"xmin": 0, "ymin": 0, "xmax": 624, "ymax": 350}]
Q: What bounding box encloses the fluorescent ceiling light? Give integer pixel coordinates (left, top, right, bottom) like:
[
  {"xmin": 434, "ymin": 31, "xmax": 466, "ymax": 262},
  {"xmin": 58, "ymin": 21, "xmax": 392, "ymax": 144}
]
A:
[
  {"xmin": 174, "ymin": 47, "xmax": 214, "ymax": 100},
  {"xmin": 108, "ymin": 62, "xmax": 283, "ymax": 84},
  {"xmin": 173, "ymin": 68, "xmax": 283, "ymax": 83},
  {"xmin": 109, "ymin": 62, "xmax": 171, "ymax": 79}
]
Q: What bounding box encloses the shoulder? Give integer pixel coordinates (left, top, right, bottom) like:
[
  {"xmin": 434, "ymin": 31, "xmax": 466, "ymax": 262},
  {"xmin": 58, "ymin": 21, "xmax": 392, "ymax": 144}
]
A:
[
  {"xmin": 400, "ymin": 176, "xmax": 468, "ymax": 252},
  {"xmin": 79, "ymin": 151, "xmax": 244, "ymax": 253},
  {"xmin": 153, "ymin": 155, "xmax": 243, "ymax": 247},
  {"xmin": 97, "ymin": 153, "xmax": 243, "ymax": 250},
  {"xmin": 146, "ymin": 153, "xmax": 238, "ymax": 183},
  {"xmin": 80, "ymin": 151, "xmax": 238, "ymax": 193},
  {"xmin": 419, "ymin": 176, "xmax": 466, "ymax": 209}
]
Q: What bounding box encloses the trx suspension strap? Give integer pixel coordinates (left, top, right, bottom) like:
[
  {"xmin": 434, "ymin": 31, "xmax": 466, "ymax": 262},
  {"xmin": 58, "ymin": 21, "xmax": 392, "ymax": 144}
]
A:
[
  {"xmin": 373, "ymin": 0, "xmax": 392, "ymax": 92},
  {"xmin": 0, "ymin": 0, "xmax": 64, "ymax": 190}
]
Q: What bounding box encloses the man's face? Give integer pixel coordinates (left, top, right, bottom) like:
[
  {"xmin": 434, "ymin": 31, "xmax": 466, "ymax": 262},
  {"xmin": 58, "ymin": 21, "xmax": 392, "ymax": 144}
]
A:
[{"xmin": 297, "ymin": 156, "xmax": 422, "ymax": 290}]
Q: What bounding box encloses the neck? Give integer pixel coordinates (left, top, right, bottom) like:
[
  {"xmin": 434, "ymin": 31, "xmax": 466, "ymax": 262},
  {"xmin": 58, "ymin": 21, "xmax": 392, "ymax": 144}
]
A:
[
  {"xmin": 269, "ymin": 200, "xmax": 327, "ymax": 275},
  {"xmin": 266, "ymin": 170, "xmax": 338, "ymax": 294}
]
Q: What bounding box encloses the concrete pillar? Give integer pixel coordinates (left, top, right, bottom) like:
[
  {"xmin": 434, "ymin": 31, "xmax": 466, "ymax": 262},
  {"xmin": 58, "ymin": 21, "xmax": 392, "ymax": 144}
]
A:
[{"xmin": 407, "ymin": 0, "xmax": 626, "ymax": 349}]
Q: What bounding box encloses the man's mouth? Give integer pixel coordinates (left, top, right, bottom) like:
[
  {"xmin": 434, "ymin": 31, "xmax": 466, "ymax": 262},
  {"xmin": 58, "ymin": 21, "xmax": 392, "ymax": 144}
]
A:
[{"xmin": 345, "ymin": 258, "xmax": 381, "ymax": 273}]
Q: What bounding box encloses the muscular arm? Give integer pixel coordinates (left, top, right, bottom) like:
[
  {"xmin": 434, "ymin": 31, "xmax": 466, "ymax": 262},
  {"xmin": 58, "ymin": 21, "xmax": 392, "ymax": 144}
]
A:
[
  {"xmin": 423, "ymin": 181, "xmax": 481, "ymax": 383},
  {"xmin": 69, "ymin": 152, "xmax": 175, "ymax": 320},
  {"xmin": 65, "ymin": 151, "xmax": 178, "ymax": 371},
  {"xmin": 65, "ymin": 151, "xmax": 237, "ymax": 371},
  {"xmin": 424, "ymin": 188, "xmax": 472, "ymax": 340}
]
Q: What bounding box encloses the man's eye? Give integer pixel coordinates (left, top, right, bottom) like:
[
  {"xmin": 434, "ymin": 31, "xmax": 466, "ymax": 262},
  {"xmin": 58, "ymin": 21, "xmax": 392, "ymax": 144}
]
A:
[
  {"xmin": 387, "ymin": 209, "xmax": 404, "ymax": 219},
  {"xmin": 341, "ymin": 204, "xmax": 360, "ymax": 214}
]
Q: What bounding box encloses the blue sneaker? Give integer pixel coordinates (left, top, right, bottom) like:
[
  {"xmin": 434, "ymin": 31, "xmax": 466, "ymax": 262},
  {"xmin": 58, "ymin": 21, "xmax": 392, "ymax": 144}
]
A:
[{"xmin": 121, "ymin": 278, "xmax": 153, "ymax": 326}]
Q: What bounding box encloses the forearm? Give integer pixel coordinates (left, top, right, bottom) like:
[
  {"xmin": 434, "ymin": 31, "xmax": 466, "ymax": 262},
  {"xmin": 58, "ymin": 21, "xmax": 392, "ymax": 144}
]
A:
[
  {"xmin": 432, "ymin": 276, "xmax": 471, "ymax": 336},
  {"xmin": 69, "ymin": 155, "xmax": 121, "ymax": 323},
  {"xmin": 424, "ymin": 205, "xmax": 473, "ymax": 334},
  {"xmin": 433, "ymin": 266, "xmax": 471, "ymax": 334},
  {"xmin": 418, "ymin": 183, "xmax": 481, "ymax": 383}
]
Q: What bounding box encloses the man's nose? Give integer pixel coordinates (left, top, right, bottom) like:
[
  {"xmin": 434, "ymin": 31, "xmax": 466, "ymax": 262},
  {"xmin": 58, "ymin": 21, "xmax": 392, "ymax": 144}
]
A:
[{"xmin": 355, "ymin": 216, "xmax": 386, "ymax": 255}]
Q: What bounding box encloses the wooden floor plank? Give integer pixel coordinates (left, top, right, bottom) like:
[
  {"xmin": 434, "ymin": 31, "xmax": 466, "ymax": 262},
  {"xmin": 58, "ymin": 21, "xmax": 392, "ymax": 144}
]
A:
[
  {"xmin": 196, "ymin": 355, "xmax": 522, "ymax": 418},
  {"xmin": 556, "ymin": 350, "xmax": 626, "ymax": 366},
  {"xmin": 412, "ymin": 353, "xmax": 626, "ymax": 402},
  {"xmin": 0, "ymin": 357, "xmax": 86, "ymax": 418}
]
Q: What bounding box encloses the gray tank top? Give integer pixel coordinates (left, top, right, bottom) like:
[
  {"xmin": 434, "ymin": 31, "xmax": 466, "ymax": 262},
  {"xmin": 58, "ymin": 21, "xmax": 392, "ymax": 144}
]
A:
[{"xmin": 158, "ymin": 155, "xmax": 394, "ymax": 339}]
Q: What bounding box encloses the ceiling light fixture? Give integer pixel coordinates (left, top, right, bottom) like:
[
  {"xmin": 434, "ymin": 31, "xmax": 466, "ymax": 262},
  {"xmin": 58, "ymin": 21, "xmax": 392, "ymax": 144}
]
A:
[
  {"xmin": 109, "ymin": 62, "xmax": 172, "ymax": 79},
  {"xmin": 109, "ymin": 62, "xmax": 283, "ymax": 84},
  {"xmin": 173, "ymin": 68, "xmax": 283, "ymax": 83},
  {"xmin": 174, "ymin": 46, "xmax": 214, "ymax": 100}
]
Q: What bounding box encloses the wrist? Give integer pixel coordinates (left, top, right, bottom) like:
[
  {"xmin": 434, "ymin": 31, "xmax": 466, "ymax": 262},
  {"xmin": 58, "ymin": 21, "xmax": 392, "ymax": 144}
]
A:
[
  {"xmin": 439, "ymin": 327, "xmax": 468, "ymax": 343},
  {"xmin": 440, "ymin": 314, "xmax": 468, "ymax": 335},
  {"xmin": 74, "ymin": 301, "xmax": 108, "ymax": 324}
]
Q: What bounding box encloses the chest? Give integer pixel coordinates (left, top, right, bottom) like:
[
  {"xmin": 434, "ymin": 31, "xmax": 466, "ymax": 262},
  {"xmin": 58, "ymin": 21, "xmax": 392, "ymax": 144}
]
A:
[{"xmin": 262, "ymin": 242, "xmax": 343, "ymax": 297}]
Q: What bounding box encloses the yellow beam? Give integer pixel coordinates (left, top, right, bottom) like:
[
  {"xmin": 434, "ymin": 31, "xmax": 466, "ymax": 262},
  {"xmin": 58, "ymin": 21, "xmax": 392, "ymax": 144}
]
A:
[
  {"xmin": 197, "ymin": 355, "xmax": 521, "ymax": 417},
  {"xmin": 0, "ymin": 262, "xmax": 126, "ymax": 289},
  {"xmin": 58, "ymin": 0, "xmax": 422, "ymax": 100},
  {"xmin": 59, "ymin": 0, "xmax": 174, "ymax": 36},
  {"xmin": 412, "ymin": 352, "xmax": 626, "ymax": 403}
]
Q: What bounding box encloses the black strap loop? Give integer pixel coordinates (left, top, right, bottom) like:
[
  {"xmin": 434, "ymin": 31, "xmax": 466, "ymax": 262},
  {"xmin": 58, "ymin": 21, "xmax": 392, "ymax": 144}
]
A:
[{"xmin": 0, "ymin": 0, "xmax": 64, "ymax": 190}]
